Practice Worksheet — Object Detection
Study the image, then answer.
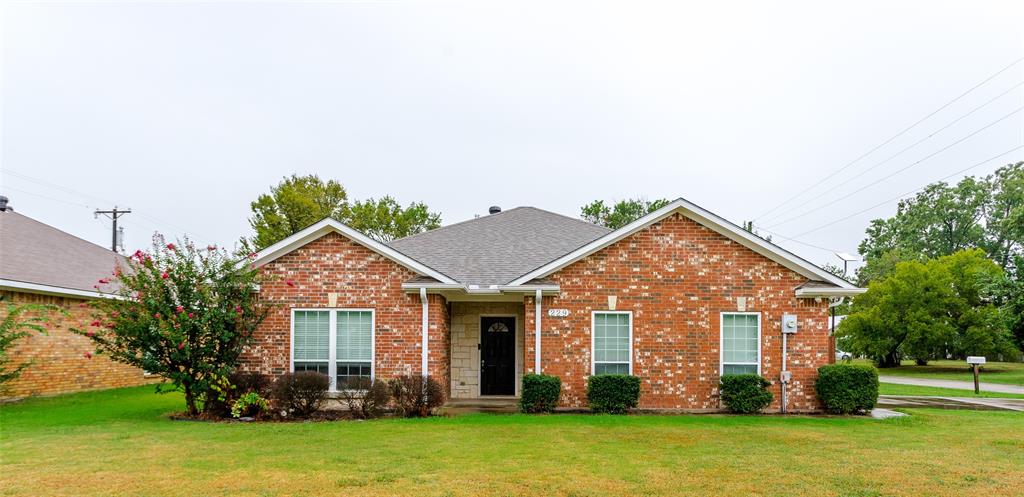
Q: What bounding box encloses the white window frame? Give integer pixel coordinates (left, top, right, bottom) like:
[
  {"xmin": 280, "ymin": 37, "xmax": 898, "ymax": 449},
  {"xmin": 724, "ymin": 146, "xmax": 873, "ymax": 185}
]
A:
[
  {"xmin": 719, "ymin": 311, "xmax": 761, "ymax": 376},
  {"xmin": 290, "ymin": 308, "xmax": 375, "ymax": 392},
  {"xmin": 590, "ymin": 310, "xmax": 633, "ymax": 376}
]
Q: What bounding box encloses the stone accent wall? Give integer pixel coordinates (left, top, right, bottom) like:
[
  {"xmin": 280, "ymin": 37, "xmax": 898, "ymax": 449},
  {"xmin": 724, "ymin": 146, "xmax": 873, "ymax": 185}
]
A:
[
  {"xmin": 526, "ymin": 213, "xmax": 830, "ymax": 411},
  {"xmin": 242, "ymin": 232, "xmax": 450, "ymax": 395},
  {"xmin": 1, "ymin": 290, "xmax": 153, "ymax": 400},
  {"xmin": 449, "ymin": 301, "xmax": 525, "ymax": 398}
]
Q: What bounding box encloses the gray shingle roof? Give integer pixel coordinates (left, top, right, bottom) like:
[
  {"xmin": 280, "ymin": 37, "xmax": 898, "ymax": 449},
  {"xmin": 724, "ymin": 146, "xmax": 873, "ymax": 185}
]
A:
[
  {"xmin": 0, "ymin": 211, "xmax": 126, "ymax": 294},
  {"xmin": 389, "ymin": 207, "xmax": 610, "ymax": 286}
]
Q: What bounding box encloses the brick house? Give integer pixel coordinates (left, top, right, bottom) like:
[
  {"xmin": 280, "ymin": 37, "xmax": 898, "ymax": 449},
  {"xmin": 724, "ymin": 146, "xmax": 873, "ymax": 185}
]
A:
[
  {"xmin": 0, "ymin": 205, "xmax": 152, "ymax": 399},
  {"xmin": 244, "ymin": 199, "xmax": 863, "ymax": 412}
]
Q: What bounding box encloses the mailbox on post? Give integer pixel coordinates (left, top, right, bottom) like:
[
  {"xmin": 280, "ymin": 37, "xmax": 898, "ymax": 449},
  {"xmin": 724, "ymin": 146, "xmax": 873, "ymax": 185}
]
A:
[{"xmin": 967, "ymin": 356, "xmax": 986, "ymax": 394}]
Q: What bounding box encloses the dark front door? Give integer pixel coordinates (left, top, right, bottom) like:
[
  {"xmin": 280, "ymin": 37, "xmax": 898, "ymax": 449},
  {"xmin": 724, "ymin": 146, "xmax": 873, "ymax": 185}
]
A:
[{"xmin": 480, "ymin": 316, "xmax": 515, "ymax": 396}]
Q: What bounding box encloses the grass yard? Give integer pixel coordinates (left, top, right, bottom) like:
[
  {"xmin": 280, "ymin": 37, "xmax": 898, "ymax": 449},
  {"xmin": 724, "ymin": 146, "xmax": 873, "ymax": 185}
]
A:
[
  {"xmin": 855, "ymin": 359, "xmax": 1024, "ymax": 386},
  {"xmin": 2, "ymin": 387, "xmax": 1023, "ymax": 497},
  {"xmin": 878, "ymin": 382, "xmax": 1024, "ymax": 399}
]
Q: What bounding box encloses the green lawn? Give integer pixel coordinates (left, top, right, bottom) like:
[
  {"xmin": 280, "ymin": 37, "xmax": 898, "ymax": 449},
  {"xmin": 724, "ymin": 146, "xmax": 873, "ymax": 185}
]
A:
[
  {"xmin": 2, "ymin": 387, "xmax": 1023, "ymax": 497},
  {"xmin": 878, "ymin": 382, "xmax": 1024, "ymax": 399},
  {"xmin": 855, "ymin": 359, "xmax": 1024, "ymax": 386}
]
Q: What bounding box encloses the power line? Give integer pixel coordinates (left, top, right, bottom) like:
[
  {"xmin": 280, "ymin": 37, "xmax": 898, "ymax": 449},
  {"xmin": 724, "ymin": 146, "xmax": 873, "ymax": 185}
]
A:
[
  {"xmin": 1, "ymin": 167, "xmax": 216, "ymax": 244},
  {"xmin": 759, "ymin": 79, "xmax": 1024, "ymax": 224},
  {"xmin": 755, "ymin": 56, "xmax": 1024, "ymax": 220},
  {"xmin": 763, "ymin": 105, "xmax": 1023, "ymax": 229},
  {"xmin": 761, "ymin": 144, "xmax": 1024, "ymax": 242}
]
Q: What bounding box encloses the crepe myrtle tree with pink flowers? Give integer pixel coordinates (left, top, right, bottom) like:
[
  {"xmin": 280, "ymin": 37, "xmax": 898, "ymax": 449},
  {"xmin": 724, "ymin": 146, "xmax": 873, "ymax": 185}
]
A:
[{"xmin": 73, "ymin": 236, "xmax": 270, "ymax": 416}]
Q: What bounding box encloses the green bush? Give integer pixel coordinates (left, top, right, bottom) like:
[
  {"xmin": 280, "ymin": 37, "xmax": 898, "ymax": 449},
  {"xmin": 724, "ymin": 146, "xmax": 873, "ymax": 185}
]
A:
[
  {"xmin": 586, "ymin": 374, "xmax": 640, "ymax": 414},
  {"xmin": 519, "ymin": 374, "xmax": 562, "ymax": 413},
  {"xmin": 719, "ymin": 374, "xmax": 773, "ymax": 414},
  {"xmin": 271, "ymin": 371, "xmax": 331, "ymax": 417},
  {"xmin": 815, "ymin": 364, "xmax": 879, "ymax": 414}
]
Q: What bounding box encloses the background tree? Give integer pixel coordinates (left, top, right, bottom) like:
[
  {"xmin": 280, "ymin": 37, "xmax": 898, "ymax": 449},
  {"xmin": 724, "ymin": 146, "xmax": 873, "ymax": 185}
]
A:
[
  {"xmin": 581, "ymin": 198, "xmax": 670, "ymax": 229},
  {"xmin": 838, "ymin": 259, "xmax": 957, "ymax": 367},
  {"xmin": 838, "ymin": 250, "xmax": 1016, "ymax": 367},
  {"xmin": 246, "ymin": 174, "xmax": 349, "ymax": 250},
  {"xmin": 0, "ymin": 298, "xmax": 60, "ymax": 391},
  {"xmin": 246, "ymin": 174, "xmax": 443, "ymax": 249},
  {"xmin": 347, "ymin": 196, "xmax": 442, "ymax": 243},
  {"xmin": 74, "ymin": 237, "xmax": 270, "ymax": 415}
]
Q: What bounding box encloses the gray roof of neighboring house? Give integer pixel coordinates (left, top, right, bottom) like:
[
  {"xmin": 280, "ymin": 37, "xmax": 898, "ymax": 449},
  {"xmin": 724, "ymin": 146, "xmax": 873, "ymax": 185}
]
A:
[
  {"xmin": 389, "ymin": 207, "xmax": 611, "ymax": 286},
  {"xmin": 0, "ymin": 211, "xmax": 125, "ymax": 294}
]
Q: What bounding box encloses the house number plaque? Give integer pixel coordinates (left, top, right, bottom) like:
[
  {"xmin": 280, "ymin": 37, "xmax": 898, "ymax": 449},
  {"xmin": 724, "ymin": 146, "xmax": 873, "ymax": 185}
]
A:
[{"xmin": 547, "ymin": 309, "xmax": 570, "ymax": 317}]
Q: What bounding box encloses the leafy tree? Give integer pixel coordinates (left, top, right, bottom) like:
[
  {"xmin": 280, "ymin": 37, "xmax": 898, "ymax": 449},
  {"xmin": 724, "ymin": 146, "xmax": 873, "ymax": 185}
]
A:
[
  {"xmin": 347, "ymin": 196, "xmax": 442, "ymax": 243},
  {"xmin": 246, "ymin": 174, "xmax": 442, "ymax": 249},
  {"xmin": 74, "ymin": 237, "xmax": 270, "ymax": 415},
  {"xmin": 995, "ymin": 255, "xmax": 1024, "ymax": 351},
  {"xmin": 581, "ymin": 198, "xmax": 670, "ymax": 229},
  {"xmin": 857, "ymin": 161, "xmax": 1023, "ymax": 280},
  {"xmin": 839, "ymin": 259, "xmax": 955, "ymax": 367},
  {"xmin": 838, "ymin": 250, "xmax": 1017, "ymax": 367},
  {"xmin": 0, "ymin": 298, "xmax": 60, "ymax": 391}
]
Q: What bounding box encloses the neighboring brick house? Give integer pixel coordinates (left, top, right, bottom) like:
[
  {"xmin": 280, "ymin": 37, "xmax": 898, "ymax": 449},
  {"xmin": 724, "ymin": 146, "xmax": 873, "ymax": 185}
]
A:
[
  {"xmin": 0, "ymin": 206, "xmax": 152, "ymax": 399},
  {"xmin": 245, "ymin": 199, "xmax": 863, "ymax": 412}
]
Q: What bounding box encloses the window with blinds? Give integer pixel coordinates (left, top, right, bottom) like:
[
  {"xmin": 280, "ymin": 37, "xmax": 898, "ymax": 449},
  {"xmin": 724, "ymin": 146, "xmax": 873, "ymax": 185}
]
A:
[
  {"xmin": 721, "ymin": 313, "xmax": 760, "ymax": 376},
  {"xmin": 292, "ymin": 309, "xmax": 374, "ymax": 390},
  {"xmin": 593, "ymin": 312, "xmax": 632, "ymax": 375}
]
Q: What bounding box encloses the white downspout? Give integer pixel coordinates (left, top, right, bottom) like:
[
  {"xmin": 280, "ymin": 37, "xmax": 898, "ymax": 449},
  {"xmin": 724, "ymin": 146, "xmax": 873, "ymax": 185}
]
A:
[
  {"xmin": 534, "ymin": 289, "xmax": 542, "ymax": 373},
  {"xmin": 420, "ymin": 287, "xmax": 429, "ymax": 378}
]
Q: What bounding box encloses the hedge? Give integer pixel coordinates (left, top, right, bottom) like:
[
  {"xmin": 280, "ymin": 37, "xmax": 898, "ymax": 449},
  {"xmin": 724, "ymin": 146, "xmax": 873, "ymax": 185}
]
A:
[
  {"xmin": 720, "ymin": 374, "xmax": 773, "ymax": 414},
  {"xmin": 815, "ymin": 364, "xmax": 879, "ymax": 414},
  {"xmin": 520, "ymin": 374, "xmax": 562, "ymax": 413},
  {"xmin": 586, "ymin": 374, "xmax": 640, "ymax": 414}
]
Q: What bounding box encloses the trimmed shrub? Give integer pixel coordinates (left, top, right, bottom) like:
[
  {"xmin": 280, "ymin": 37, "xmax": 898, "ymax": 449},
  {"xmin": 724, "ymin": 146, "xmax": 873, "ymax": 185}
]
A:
[
  {"xmin": 340, "ymin": 377, "xmax": 391, "ymax": 419},
  {"xmin": 519, "ymin": 374, "xmax": 562, "ymax": 413},
  {"xmin": 272, "ymin": 371, "xmax": 331, "ymax": 417},
  {"xmin": 815, "ymin": 364, "xmax": 879, "ymax": 414},
  {"xmin": 586, "ymin": 374, "xmax": 640, "ymax": 414},
  {"xmin": 720, "ymin": 374, "xmax": 773, "ymax": 414},
  {"xmin": 388, "ymin": 375, "xmax": 445, "ymax": 417}
]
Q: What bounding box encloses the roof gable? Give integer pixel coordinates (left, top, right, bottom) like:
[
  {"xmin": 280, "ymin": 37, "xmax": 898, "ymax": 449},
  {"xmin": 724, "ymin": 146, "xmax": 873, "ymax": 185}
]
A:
[
  {"xmin": 508, "ymin": 198, "xmax": 858, "ymax": 289},
  {"xmin": 388, "ymin": 207, "xmax": 610, "ymax": 286},
  {"xmin": 252, "ymin": 218, "xmax": 458, "ymax": 284}
]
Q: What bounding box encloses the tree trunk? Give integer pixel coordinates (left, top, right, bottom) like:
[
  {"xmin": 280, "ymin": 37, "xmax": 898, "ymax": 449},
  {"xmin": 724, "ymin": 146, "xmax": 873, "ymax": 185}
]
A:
[
  {"xmin": 877, "ymin": 350, "xmax": 901, "ymax": 368},
  {"xmin": 184, "ymin": 383, "xmax": 198, "ymax": 416},
  {"xmin": 915, "ymin": 358, "xmax": 928, "ymax": 366}
]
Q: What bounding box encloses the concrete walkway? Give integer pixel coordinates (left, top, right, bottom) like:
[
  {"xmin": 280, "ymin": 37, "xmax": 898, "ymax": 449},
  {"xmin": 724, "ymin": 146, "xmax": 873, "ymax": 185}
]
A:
[
  {"xmin": 878, "ymin": 375, "xmax": 1024, "ymax": 395},
  {"xmin": 878, "ymin": 395, "xmax": 1024, "ymax": 412}
]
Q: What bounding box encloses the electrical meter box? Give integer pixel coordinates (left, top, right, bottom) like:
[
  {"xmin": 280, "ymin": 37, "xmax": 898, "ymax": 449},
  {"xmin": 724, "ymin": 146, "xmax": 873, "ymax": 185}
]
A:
[{"xmin": 782, "ymin": 314, "xmax": 798, "ymax": 334}]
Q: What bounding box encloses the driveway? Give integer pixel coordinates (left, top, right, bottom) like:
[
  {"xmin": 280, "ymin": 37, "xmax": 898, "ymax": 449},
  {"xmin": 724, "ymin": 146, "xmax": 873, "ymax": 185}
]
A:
[{"xmin": 878, "ymin": 375, "xmax": 1024, "ymax": 395}]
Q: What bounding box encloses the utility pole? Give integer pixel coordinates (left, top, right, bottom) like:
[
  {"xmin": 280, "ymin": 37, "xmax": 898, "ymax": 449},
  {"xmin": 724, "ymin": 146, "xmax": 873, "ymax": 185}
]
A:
[{"xmin": 95, "ymin": 206, "xmax": 131, "ymax": 252}]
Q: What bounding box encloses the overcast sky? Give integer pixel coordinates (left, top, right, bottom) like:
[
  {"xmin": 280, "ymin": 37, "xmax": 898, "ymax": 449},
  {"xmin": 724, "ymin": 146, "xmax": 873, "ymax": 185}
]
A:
[{"xmin": 2, "ymin": 1, "xmax": 1023, "ymax": 273}]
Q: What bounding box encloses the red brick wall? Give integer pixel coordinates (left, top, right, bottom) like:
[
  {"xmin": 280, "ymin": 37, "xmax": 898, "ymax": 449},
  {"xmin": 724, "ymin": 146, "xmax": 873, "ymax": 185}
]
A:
[
  {"xmin": 1, "ymin": 290, "xmax": 153, "ymax": 399},
  {"xmin": 525, "ymin": 213, "xmax": 830, "ymax": 411},
  {"xmin": 242, "ymin": 232, "xmax": 449, "ymax": 395}
]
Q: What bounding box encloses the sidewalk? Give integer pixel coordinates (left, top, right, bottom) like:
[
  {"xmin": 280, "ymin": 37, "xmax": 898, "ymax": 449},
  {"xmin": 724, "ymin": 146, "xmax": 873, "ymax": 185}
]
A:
[
  {"xmin": 878, "ymin": 395, "xmax": 1024, "ymax": 412},
  {"xmin": 878, "ymin": 375, "xmax": 1024, "ymax": 395}
]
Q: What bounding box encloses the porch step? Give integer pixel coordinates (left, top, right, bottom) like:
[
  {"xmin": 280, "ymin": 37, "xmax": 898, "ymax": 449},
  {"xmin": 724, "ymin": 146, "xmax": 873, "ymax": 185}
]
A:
[{"xmin": 442, "ymin": 397, "xmax": 519, "ymax": 414}]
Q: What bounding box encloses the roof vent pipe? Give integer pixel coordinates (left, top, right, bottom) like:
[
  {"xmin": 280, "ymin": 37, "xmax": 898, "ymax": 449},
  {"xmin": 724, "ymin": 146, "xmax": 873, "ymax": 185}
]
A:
[
  {"xmin": 0, "ymin": 195, "xmax": 9, "ymax": 212},
  {"xmin": 488, "ymin": 206, "xmax": 501, "ymax": 215}
]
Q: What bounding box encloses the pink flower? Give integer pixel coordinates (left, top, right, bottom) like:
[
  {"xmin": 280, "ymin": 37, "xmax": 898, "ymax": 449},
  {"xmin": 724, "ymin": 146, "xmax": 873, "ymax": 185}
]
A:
[
  {"xmin": 105, "ymin": 323, "xmax": 114, "ymax": 329},
  {"xmin": 98, "ymin": 278, "xmax": 110, "ymax": 284},
  {"xmin": 161, "ymin": 272, "xmax": 169, "ymax": 279},
  {"xmin": 188, "ymin": 312, "xmax": 195, "ymax": 319},
  {"xmin": 178, "ymin": 342, "xmax": 185, "ymax": 350},
  {"xmin": 132, "ymin": 249, "xmax": 145, "ymax": 260},
  {"xmin": 235, "ymin": 305, "xmax": 243, "ymax": 314},
  {"xmin": 83, "ymin": 352, "xmax": 92, "ymax": 359},
  {"xmin": 248, "ymin": 252, "xmax": 258, "ymax": 259},
  {"xmin": 286, "ymin": 280, "xmax": 295, "ymax": 287},
  {"xmin": 154, "ymin": 312, "xmax": 162, "ymax": 319},
  {"xmin": 176, "ymin": 306, "xmax": 184, "ymax": 313},
  {"xmin": 111, "ymin": 311, "xmax": 119, "ymax": 318},
  {"xmin": 86, "ymin": 331, "xmax": 95, "ymax": 337},
  {"xmin": 166, "ymin": 243, "xmax": 176, "ymax": 251},
  {"xmin": 90, "ymin": 320, "xmax": 102, "ymax": 327},
  {"xmin": 207, "ymin": 245, "xmax": 217, "ymax": 251}
]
